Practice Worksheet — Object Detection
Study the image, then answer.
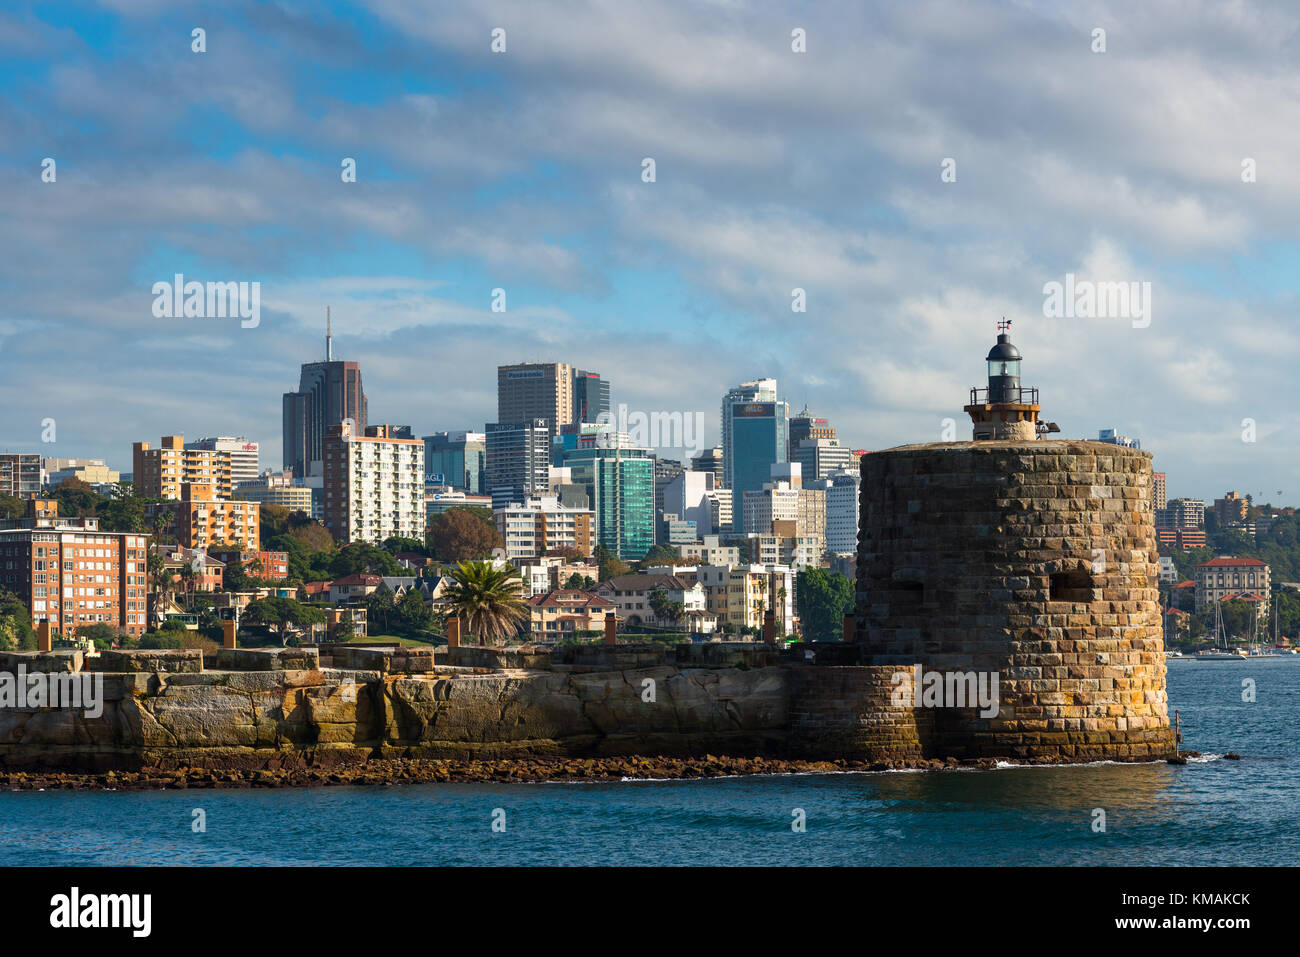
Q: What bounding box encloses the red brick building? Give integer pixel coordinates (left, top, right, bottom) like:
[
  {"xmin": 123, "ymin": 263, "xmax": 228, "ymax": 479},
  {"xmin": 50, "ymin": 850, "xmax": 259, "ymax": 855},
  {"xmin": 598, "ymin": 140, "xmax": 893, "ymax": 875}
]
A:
[{"xmin": 0, "ymin": 499, "xmax": 148, "ymax": 638}]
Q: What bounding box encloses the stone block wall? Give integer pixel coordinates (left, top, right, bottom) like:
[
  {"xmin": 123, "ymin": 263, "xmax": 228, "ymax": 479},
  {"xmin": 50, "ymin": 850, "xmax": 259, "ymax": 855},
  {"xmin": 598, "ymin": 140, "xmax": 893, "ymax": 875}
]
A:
[{"xmin": 856, "ymin": 440, "xmax": 1175, "ymax": 761}]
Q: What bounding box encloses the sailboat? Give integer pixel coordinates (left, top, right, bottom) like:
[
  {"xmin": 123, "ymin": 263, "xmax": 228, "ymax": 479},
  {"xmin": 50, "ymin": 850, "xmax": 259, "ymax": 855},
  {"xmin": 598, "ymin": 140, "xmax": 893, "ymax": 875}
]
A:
[
  {"xmin": 1246, "ymin": 593, "xmax": 1286, "ymax": 658},
  {"xmin": 1195, "ymin": 600, "xmax": 1248, "ymax": 659}
]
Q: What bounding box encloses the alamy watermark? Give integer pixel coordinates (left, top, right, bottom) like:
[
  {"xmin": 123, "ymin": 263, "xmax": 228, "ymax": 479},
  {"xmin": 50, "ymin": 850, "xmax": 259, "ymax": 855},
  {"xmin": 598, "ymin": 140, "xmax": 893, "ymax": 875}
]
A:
[
  {"xmin": 1042, "ymin": 273, "xmax": 1151, "ymax": 329},
  {"xmin": 595, "ymin": 403, "xmax": 705, "ymax": 457},
  {"xmin": 0, "ymin": 666, "xmax": 104, "ymax": 718},
  {"xmin": 891, "ymin": 665, "xmax": 1000, "ymax": 718},
  {"xmin": 151, "ymin": 273, "xmax": 260, "ymax": 328}
]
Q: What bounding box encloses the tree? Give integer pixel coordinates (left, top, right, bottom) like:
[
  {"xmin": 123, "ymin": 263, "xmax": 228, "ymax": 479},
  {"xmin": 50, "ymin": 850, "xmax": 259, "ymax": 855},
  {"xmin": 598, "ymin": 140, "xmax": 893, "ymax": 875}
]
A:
[
  {"xmin": 796, "ymin": 568, "xmax": 855, "ymax": 642},
  {"xmin": 563, "ymin": 572, "xmax": 596, "ymax": 591},
  {"xmin": 363, "ymin": 590, "xmax": 397, "ymax": 634},
  {"xmin": 637, "ymin": 544, "xmax": 682, "ymax": 570},
  {"xmin": 441, "ymin": 560, "xmax": 527, "ymax": 644},
  {"xmin": 427, "ymin": 508, "xmax": 503, "ymax": 562},
  {"xmin": 594, "ymin": 545, "xmax": 630, "ymax": 582},
  {"xmin": 382, "ymin": 536, "xmax": 427, "ymax": 556},
  {"xmin": 648, "ymin": 588, "xmax": 682, "ymax": 627},
  {"xmin": 243, "ymin": 596, "xmax": 326, "ymax": 646},
  {"xmin": 396, "ymin": 588, "xmax": 433, "ymax": 633}
]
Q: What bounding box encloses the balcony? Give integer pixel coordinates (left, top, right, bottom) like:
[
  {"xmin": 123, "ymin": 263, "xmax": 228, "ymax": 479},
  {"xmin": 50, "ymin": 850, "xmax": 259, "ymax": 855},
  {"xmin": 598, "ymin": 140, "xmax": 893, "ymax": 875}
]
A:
[{"xmin": 967, "ymin": 386, "xmax": 1038, "ymax": 406}]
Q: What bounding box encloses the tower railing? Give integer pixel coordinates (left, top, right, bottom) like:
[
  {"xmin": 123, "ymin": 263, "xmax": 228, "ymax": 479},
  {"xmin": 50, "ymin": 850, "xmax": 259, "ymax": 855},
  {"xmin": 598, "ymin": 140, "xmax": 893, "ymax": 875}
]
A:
[{"xmin": 968, "ymin": 386, "xmax": 1039, "ymax": 405}]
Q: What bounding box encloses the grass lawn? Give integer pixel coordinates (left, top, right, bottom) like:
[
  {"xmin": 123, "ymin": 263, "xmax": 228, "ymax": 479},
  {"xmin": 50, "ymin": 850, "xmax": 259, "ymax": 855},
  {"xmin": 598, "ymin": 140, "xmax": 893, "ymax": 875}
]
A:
[{"xmin": 342, "ymin": 633, "xmax": 442, "ymax": 648}]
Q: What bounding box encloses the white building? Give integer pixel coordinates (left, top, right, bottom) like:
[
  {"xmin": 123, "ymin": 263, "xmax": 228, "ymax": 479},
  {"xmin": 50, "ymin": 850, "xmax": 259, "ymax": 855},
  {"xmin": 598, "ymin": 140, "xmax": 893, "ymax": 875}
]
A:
[
  {"xmin": 186, "ymin": 436, "xmax": 261, "ymax": 488},
  {"xmin": 663, "ymin": 470, "xmax": 723, "ymax": 537},
  {"xmin": 823, "ymin": 469, "xmax": 860, "ymax": 554},
  {"xmin": 322, "ymin": 424, "xmax": 425, "ymax": 544},
  {"xmin": 791, "ymin": 438, "xmax": 856, "ymax": 482},
  {"xmin": 494, "ymin": 495, "xmax": 596, "ymax": 561}
]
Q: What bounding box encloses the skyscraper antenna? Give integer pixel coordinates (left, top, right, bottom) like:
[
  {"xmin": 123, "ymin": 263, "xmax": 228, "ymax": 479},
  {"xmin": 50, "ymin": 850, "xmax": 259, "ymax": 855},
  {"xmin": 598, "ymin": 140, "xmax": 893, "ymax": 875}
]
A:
[{"xmin": 326, "ymin": 306, "xmax": 333, "ymax": 361}]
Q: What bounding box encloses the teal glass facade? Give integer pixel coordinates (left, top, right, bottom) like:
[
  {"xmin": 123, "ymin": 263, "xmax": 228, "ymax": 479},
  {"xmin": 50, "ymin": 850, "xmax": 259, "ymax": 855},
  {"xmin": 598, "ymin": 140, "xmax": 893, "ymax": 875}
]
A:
[{"xmin": 563, "ymin": 446, "xmax": 654, "ymax": 560}]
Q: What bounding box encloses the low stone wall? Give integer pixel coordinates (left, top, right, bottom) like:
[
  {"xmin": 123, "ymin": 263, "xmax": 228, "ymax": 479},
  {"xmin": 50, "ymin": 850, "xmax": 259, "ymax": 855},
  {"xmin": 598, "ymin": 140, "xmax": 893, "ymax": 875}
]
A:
[
  {"xmin": 89, "ymin": 649, "xmax": 204, "ymax": 674},
  {"xmin": 332, "ymin": 646, "xmax": 438, "ymax": 674},
  {"xmin": 215, "ymin": 647, "xmax": 319, "ymax": 672},
  {"xmin": 447, "ymin": 645, "xmax": 554, "ymax": 671},
  {"xmin": 788, "ymin": 665, "xmax": 928, "ymax": 761}
]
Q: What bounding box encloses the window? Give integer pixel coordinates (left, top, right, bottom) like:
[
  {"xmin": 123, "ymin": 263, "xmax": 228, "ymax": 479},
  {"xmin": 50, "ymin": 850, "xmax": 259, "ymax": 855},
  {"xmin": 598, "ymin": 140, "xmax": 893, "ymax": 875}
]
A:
[{"xmin": 1050, "ymin": 569, "xmax": 1093, "ymax": 602}]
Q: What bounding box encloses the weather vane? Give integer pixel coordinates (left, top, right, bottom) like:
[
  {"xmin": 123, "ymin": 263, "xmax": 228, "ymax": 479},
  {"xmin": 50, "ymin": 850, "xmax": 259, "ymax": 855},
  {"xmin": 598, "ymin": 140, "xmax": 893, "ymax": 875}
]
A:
[{"xmin": 997, "ymin": 317, "xmax": 1012, "ymax": 334}]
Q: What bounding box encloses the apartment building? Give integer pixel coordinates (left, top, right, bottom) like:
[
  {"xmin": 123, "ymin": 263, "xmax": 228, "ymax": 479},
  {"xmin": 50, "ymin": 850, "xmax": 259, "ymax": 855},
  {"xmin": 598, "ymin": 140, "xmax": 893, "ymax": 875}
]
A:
[
  {"xmin": 146, "ymin": 482, "xmax": 260, "ymax": 550},
  {"xmin": 695, "ymin": 563, "xmax": 794, "ymax": 634},
  {"xmin": 1194, "ymin": 556, "xmax": 1271, "ymax": 615},
  {"xmin": 494, "ymin": 496, "xmax": 595, "ymax": 561},
  {"xmin": 322, "ymin": 423, "xmax": 425, "ymax": 544},
  {"xmin": 132, "ymin": 435, "xmax": 233, "ymax": 500},
  {"xmin": 0, "ymin": 453, "xmax": 41, "ymax": 498},
  {"xmin": 594, "ymin": 573, "xmax": 716, "ymax": 633},
  {"xmin": 0, "ymin": 499, "xmax": 148, "ymax": 638},
  {"xmin": 185, "ymin": 436, "xmax": 260, "ymax": 487},
  {"xmin": 233, "ymin": 478, "xmax": 314, "ymax": 516}
]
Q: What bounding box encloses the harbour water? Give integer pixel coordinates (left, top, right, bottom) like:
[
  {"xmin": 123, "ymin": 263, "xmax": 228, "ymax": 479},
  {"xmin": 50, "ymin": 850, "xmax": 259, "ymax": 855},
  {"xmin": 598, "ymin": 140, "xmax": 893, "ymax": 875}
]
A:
[{"xmin": 3, "ymin": 658, "xmax": 1297, "ymax": 866}]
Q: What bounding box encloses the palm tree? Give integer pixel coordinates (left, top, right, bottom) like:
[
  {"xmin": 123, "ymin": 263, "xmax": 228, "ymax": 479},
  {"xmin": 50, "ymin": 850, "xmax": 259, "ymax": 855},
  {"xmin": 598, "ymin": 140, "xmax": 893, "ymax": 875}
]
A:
[{"xmin": 441, "ymin": 560, "xmax": 527, "ymax": 645}]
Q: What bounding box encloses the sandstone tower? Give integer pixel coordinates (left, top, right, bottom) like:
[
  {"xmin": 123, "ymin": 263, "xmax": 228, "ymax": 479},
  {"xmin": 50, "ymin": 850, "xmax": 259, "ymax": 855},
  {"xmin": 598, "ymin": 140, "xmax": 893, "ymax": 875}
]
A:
[{"xmin": 852, "ymin": 325, "xmax": 1176, "ymax": 762}]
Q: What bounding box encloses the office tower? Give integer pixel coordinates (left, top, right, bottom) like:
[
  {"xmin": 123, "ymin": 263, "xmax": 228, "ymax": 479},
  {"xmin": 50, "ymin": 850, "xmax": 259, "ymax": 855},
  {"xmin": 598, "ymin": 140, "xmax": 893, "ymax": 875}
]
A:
[
  {"xmin": 823, "ymin": 470, "xmax": 861, "ymax": 554},
  {"xmin": 132, "ymin": 435, "xmax": 233, "ymax": 500},
  {"xmin": 0, "ymin": 499, "xmax": 148, "ymax": 638},
  {"xmin": 663, "ymin": 471, "xmax": 720, "ymax": 538},
  {"xmin": 0, "ymin": 454, "xmax": 44, "ymax": 497},
  {"xmin": 563, "ymin": 442, "xmax": 655, "ymax": 561},
  {"xmin": 653, "ymin": 457, "xmax": 685, "ymax": 542},
  {"xmin": 423, "ymin": 431, "xmax": 486, "ymax": 493},
  {"xmin": 690, "ymin": 446, "xmax": 724, "ymax": 488},
  {"xmin": 721, "ymin": 378, "xmax": 788, "ymax": 532},
  {"xmin": 791, "ymin": 437, "xmax": 856, "ymax": 482},
  {"xmin": 186, "ymin": 437, "xmax": 260, "ymax": 487},
  {"xmin": 485, "ymin": 419, "xmax": 552, "ymax": 510},
  {"xmin": 573, "ymin": 369, "xmax": 610, "ymax": 424},
  {"xmin": 788, "ymin": 405, "xmax": 836, "ymax": 458},
  {"xmin": 282, "ymin": 312, "xmax": 368, "ymax": 479},
  {"xmin": 322, "ymin": 423, "xmax": 425, "ymax": 544},
  {"xmin": 497, "ymin": 362, "xmax": 574, "ymax": 437}
]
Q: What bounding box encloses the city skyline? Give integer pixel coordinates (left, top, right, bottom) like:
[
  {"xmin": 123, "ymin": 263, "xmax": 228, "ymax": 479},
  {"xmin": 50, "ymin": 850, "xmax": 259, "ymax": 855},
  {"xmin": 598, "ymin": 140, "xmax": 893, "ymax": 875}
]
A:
[{"xmin": 2, "ymin": 1, "xmax": 1298, "ymax": 506}]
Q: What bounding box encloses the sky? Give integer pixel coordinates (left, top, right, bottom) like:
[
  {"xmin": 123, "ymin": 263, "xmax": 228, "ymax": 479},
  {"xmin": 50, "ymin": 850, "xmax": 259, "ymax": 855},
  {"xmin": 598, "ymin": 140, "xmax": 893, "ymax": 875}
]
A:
[{"xmin": 1, "ymin": 0, "xmax": 1299, "ymax": 505}]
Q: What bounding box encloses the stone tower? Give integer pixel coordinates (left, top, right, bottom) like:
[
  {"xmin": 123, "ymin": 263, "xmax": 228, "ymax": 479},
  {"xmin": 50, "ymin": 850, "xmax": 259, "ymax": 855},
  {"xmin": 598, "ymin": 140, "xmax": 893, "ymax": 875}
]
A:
[{"xmin": 852, "ymin": 328, "xmax": 1176, "ymax": 763}]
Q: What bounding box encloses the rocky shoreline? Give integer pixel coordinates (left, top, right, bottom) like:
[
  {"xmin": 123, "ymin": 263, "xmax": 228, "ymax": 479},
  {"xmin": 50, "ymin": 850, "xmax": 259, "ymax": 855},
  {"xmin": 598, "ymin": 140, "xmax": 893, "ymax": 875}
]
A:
[{"xmin": 1, "ymin": 750, "xmax": 1203, "ymax": 790}]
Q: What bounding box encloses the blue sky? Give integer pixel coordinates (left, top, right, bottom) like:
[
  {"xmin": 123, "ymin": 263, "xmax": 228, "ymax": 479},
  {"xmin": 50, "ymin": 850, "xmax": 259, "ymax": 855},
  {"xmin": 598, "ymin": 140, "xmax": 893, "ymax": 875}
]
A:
[{"xmin": 2, "ymin": 0, "xmax": 1300, "ymax": 505}]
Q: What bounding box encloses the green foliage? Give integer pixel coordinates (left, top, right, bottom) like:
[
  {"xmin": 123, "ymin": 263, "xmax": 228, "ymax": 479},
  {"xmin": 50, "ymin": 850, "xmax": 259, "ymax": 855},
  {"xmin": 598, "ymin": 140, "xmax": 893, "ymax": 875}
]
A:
[
  {"xmin": 0, "ymin": 588, "xmax": 35, "ymax": 650},
  {"xmin": 382, "ymin": 536, "xmax": 428, "ymax": 556},
  {"xmin": 427, "ymin": 508, "xmax": 503, "ymax": 562},
  {"xmin": 139, "ymin": 632, "xmax": 185, "ymax": 649},
  {"xmin": 563, "ymin": 572, "xmax": 596, "ymax": 591},
  {"xmin": 796, "ymin": 567, "xmax": 855, "ymax": 641},
  {"xmin": 442, "ymin": 560, "xmax": 527, "ymax": 644},
  {"xmin": 243, "ymin": 596, "xmax": 326, "ymax": 645},
  {"xmin": 637, "ymin": 544, "xmax": 681, "ymax": 570},
  {"xmin": 594, "ymin": 545, "xmax": 630, "ymax": 582}
]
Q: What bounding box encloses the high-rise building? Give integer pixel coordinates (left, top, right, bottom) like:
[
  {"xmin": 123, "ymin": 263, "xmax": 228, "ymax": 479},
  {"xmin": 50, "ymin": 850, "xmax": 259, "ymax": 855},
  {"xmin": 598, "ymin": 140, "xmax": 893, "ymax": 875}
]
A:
[
  {"xmin": 132, "ymin": 435, "xmax": 233, "ymax": 500},
  {"xmin": 1153, "ymin": 472, "xmax": 1167, "ymax": 511},
  {"xmin": 1214, "ymin": 491, "xmax": 1250, "ymax": 526},
  {"xmin": 573, "ymin": 369, "xmax": 610, "ymax": 424},
  {"xmin": 791, "ymin": 437, "xmax": 855, "ymax": 482},
  {"xmin": 653, "ymin": 457, "xmax": 685, "ymax": 542},
  {"xmin": 498, "ymin": 362, "xmax": 574, "ymax": 438},
  {"xmin": 563, "ymin": 442, "xmax": 655, "ymax": 560},
  {"xmin": 722, "ymin": 379, "xmax": 788, "ymax": 532},
  {"xmin": 186, "ymin": 436, "xmax": 260, "ymax": 488},
  {"xmin": 282, "ymin": 313, "xmax": 368, "ymax": 479},
  {"xmin": 144, "ymin": 483, "xmax": 260, "ymax": 551},
  {"xmin": 485, "ymin": 420, "xmax": 552, "ymax": 510},
  {"xmin": 663, "ymin": 471, "xmax": 723, "ymax": 538},
  {"xmin": 0, "ymin": 453, "xmax": 44, "ymax": 498},
  {"xmin": 322, "ymin": 423, "xmax": 424, "ymax": 544},
  {"xmin": 0, "ymin": 499, "xmax": 149, "ymax": 638},
  {"xmin": 823, "ymin": 470, "xmax": 861, "ymax": 554},
  {"xmin": 423, "ymin": 431, "xmax": 486, "ymax": 493},
  {"xmin": 788, "ymin": 405, "xmax": 836, "ymax": 458},
  {"xmin": 690, "ymin": 446, "xmax": 724, "ymax": 488},
  {"xmin": 1098, "ymin": 428, "xmax": 1140, "ymax": 449}
]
